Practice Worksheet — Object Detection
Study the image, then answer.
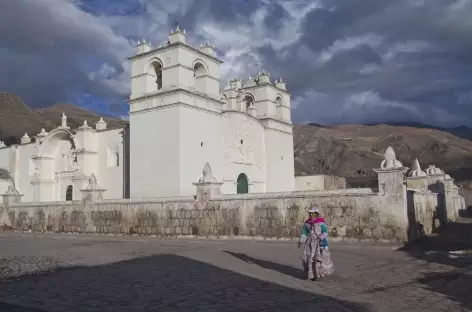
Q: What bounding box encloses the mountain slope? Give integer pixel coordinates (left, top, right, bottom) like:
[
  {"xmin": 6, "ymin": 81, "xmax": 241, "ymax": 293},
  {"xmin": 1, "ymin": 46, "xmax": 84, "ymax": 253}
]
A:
[
  {"xmin": 0, "ymin": 92, "xmax": 54, "ymax": 143},
  {"xmin": 0, "ymin": 92, "xmax": 127, "ymax": 144},
  {"xmin": 294, "ymin": 124, "xmax": 472, "ymax": 181},
  {"xmin": 36, "ymin": 104, "xmax": 128, "ymax": 130}
]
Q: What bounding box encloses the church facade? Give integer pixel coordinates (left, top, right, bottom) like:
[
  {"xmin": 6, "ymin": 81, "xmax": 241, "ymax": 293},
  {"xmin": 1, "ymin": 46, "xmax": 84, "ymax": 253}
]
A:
[
  {"xmin": 0, "ymin": 116, "xmax": 126, "ymax": 202},
  {"xmin": 0, "ymin": 27, "xmax": 295, "ymax": 202}
]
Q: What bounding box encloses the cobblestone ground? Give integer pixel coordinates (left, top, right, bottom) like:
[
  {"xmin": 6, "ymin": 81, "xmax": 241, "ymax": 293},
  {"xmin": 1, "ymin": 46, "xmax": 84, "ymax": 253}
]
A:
[{"xmin": 0, "ymin": 233, "xmax": 471, "ymax": 312}]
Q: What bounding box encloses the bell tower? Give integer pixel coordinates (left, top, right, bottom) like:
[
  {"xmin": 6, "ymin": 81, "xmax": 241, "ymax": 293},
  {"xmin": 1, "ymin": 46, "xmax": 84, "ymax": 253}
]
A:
[{"xmin": 128, "ymin": 27, "xmax": 225, "ymax": 198}]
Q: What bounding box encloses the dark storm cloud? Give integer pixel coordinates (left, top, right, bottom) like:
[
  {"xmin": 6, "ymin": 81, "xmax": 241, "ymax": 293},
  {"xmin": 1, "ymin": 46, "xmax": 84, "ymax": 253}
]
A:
[{"xmin": 1, "ymin": 0, "xmax": 472, "ymax": 126}]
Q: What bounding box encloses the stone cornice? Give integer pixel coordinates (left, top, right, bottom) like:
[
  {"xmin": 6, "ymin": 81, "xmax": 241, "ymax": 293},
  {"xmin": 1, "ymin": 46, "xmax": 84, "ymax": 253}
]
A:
[
  {"xmin": 129, "ymin": 85, "xmax": 224, "ymax": 105},
  {"xmin": 130, "ymin": 102, "xmax": 221, "ymax": 117},
  {"xmin": 373, "ymin": 167, "xmax": 408, "ymax": 174},
  {"xmin": 258, "ymin": 116, "xmax": 293, "ymax": 127},
  {"xmin": 128, "ymin": 42, "xmax": 224, "ymax": 64},
  {"xmin": 240, "ymin": 81, "xmax": 291, "ymax": 96},
  {"xmin": 31, "ymin": 155, "xmax": 55, "ymax": 160},
  {"xmin": 73, "ymin": 149, "xmax": 97, "ymax": 155}
]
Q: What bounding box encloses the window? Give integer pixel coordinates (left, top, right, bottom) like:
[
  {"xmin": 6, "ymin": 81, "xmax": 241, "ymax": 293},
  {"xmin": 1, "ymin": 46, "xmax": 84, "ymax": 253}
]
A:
[
  {"xmin": 107, "ymin": 147, "xmax": 119, "ymax": 168},
  {"xmin": 193, "ymin": 62, "xmax": 206, "ymax": 78},
  {"xmin": 275, "ymin": 96, "xmax": 284, "ymax": 119},
  {"xmin": 244, "ymin": 94, "xmax": 254, "ymax": 110},
  {"xmin": 150, "ymin": 61, "xmax": 163, "ymax": 90},
  {"xmin": 237, "ymin": 173, "xmax": 249, "ymax": 194},
  {"xmin": 193, "ymin": 62, "xmax": 206, "ymax": 92},
  {"xmin": 66, "ymin": 185, "xmax": 73, "ymax": 201}
]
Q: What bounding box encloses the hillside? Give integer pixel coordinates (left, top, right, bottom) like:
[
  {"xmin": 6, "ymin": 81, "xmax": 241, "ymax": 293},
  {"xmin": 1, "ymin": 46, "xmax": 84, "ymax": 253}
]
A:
[
  {"xmin": 0, "ymin": 93, "xmax": 55, "ymax": 144},
  {"xmin": 294, "ymin": 124, "xmax": 472, "ymax": 181},
  {"xmin": 0, "ymin": 92, "xmax": 127, "ymax": 144}
]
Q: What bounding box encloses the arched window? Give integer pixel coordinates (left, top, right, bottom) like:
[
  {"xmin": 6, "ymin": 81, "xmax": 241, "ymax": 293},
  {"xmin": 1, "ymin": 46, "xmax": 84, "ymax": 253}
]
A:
[
  {"xmin": 107, "ymin": 147, "xmax": 119, "ymax": 168},
  {"xmin": 66, "ymin": 185, "xmax": 73, "ymax": 201},
  {"xmin": 244, "ymin": 94, "xmax": 254, "ymax": 111},
  {"xmin": 193, "ymin": 62, "xmax": 207, "ymax": 92},
  {"xmin": 194, "ymin": 62, "xmax": 206, "ymax": 78},
  {"xmin": 236, "ymin": 173, "xmax": 249, "ymax": 194},
  {"xmin": 275, "ymin": 96, "xmax": 284, "ymax": 119},
  {"xmin": 275, "ymin": 96, "xmax": 283, "ymax": 106},
  {"xmin": 151, "ymin": 61, "xmax": 162, "ymax": 90}
]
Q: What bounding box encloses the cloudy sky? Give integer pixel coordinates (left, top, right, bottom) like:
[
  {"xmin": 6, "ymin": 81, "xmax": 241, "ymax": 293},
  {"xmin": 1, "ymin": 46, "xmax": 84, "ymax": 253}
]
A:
[{"xmin": 1, "ymin": 0, "xmax": 472, "ymax": 127}]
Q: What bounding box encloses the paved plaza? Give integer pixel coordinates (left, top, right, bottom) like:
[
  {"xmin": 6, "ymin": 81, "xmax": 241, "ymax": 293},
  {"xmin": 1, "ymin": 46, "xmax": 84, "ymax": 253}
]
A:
[{"xmin": 0, "ymin": 233, "xmax": 471, "ymax": 312}]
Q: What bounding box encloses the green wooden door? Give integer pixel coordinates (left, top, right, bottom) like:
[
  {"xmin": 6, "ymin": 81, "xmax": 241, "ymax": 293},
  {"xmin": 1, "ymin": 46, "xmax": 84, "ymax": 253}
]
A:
[
  {"xmin": 66, "ymin": 185, "xmax": 73, "ymax": 201},
  {"xmin": 237, "ymin": 174, "xmax": 248, "ymax": 194}
]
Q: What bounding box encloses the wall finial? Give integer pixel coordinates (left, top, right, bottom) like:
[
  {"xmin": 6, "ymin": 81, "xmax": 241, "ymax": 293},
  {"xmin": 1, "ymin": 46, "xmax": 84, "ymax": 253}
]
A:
[
  {"xmin": 198, "ymin": 162, "xmax": 217, "ymax": 183},
  {"xmin": 408, "ymin": 158, "xmax": 426, "ymax": 177},
  {"xmin": 380, "ymin": 146, "xmax": 403, "ymax": 169}
]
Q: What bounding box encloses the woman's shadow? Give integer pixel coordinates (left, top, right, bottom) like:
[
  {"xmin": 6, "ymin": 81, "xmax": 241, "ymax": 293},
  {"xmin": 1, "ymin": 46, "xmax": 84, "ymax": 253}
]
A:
[{"xmin": 223, "ymin": 251, "xmax": 305, "ymax": 279}]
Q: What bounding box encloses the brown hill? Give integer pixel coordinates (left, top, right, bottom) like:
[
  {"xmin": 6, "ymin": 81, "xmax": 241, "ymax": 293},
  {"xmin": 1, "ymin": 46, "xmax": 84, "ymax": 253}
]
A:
[
  {"xmin": 0, "ymin": 93, "xmax": 54, "ymax": 143},
  {"xmin": 0, "ymin": 92, "xmax": 128, "ymax": 144},
  {"xmin": 294, "ymin": 124, "xmax": 472, "ymax": 181},
  {"xmin": 36, "ymin": 104, "xmax": 128, "ymax": 130}
]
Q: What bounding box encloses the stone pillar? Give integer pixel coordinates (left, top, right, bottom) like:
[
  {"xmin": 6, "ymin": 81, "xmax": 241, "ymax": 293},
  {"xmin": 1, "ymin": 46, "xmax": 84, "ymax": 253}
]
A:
[
  {"xmin": 1, "ymin": 186, "xmax": 22, "ymax": 230},
  {"xmin": 2, "ymin": 186, "xmax": 23, "ymax": 206},
  {"xmin": 374, "ymin": 147, "xmax": 407, "ymax": 196},
  {"xmin": 405, "ymin": 159, "xmax": 428, "ymax": 192},
  {"xmin": 79, "ymin": 174, "xmax": 105, "ymax": 233},
  {"xmin": 425, "ymin": 165, "xmax": 447, "ymax": 225},
  {"xmin": 443, "ymin": 174, "xmax": 457, "ymax": 221},
  {"xmin": 373, "ymin": 146, "xmax": 408, "ymax": 242},
  {"xmin": 80, "ymin": 174, "xmax": 106, "ymax": 205},
  {"xmin": 193, "ymin": 163, "xmax": 223, "ymax": 203}
]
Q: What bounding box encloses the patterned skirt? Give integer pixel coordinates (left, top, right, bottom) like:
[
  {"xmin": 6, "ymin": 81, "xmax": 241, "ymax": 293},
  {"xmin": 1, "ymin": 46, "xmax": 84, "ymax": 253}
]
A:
[{"xmin": 301, "ymin": 236, "xmax": 334, "ymax": 280}]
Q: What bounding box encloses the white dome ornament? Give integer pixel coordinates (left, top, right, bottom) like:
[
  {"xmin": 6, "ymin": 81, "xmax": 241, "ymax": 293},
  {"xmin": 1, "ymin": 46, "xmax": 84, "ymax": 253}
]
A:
[
  {"xmin": 425, "ymin": 165, "xmax": 443, "ymax": 175},
  {"xmin": 380, "ymin": 146, "xmax": 403, "ymax": 169},
  {"xmin": 408, "ymin": 158, "xmax": 426, "ymax": 177}
]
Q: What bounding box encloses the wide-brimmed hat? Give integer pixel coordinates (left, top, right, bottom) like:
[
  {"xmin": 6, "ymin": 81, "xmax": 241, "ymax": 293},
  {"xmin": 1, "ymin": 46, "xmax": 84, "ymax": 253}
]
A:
[{"xmin": 307, "ymin": 207, "xmax": 319, "ymax": 213}]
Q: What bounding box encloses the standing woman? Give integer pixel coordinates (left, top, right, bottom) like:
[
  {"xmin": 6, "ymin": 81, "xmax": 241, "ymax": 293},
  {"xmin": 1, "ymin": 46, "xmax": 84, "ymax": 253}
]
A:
[{"xmin": 298, "ymin": 207, "xmax": 334, "ymax": 280}]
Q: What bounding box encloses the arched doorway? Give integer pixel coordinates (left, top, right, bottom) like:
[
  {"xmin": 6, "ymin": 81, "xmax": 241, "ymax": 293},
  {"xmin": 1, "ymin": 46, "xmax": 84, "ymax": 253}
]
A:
[
  {"xmin": 237, "ymin": 173, "xmax": 249, "ymax": 194},
  {"xmin": 66, "ymin": 185, "xmax": 73, "ymax": 201}
]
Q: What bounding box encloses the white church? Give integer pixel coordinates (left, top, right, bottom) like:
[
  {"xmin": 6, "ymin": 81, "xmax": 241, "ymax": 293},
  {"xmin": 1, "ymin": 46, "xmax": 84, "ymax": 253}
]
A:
[{"xmin": 0, "ymin": 27, "xmax": 295, "ymax": 202}]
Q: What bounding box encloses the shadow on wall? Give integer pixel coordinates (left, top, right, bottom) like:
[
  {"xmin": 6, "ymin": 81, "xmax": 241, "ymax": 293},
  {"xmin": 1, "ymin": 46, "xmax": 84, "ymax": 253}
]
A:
[
  {"xmin": 428, "ymin": 181, "xmax": 447, "ymax": 230},
  {"xmin": 0, "ymin": 254, "xmax": 373, "ymax": 312},
  {"xmin": 459, "ymin": 205, "xmax": 472, "ymax": 218}
]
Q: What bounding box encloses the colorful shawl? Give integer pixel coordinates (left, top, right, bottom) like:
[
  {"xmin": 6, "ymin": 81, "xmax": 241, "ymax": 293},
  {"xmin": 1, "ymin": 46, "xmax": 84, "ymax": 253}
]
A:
[{"xmin": 300, "ymin": 217, "xmax": 328, "ymax": 248}]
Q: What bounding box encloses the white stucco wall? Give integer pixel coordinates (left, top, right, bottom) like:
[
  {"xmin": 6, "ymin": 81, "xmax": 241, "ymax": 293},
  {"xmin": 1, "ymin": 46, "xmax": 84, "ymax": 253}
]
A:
[
  {"xmin": 179, "ymin": 106, "xmax": 223, "ymax": 196},
  {"xmin": 16, "ymin": 143, "xmax": 36, "ymax": 202},
  {"xmin": 97, "ymin": 128, "xmax": 124, "ymax": 199},
  {"xmin": 129, "ymin": 106, "xmax": 181, "ymax": 198},
  {"xmin": 0, "ymin": 146, "xmax": 12, "ymax": 195},
  {"xmin": 221, "ymin": 112, "xmax": 266, "ymax": 194},
  {"xmin": 295, "ymin": 175, "xmax": 325, "ymax": 191}
]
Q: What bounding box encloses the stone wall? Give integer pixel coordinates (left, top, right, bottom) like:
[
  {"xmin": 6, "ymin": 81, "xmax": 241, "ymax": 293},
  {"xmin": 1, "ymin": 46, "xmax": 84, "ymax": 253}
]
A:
[{"xmin": 0, "ymin": 189, "xmax": 407, "ymax": 242}]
